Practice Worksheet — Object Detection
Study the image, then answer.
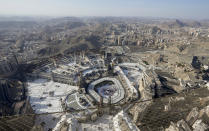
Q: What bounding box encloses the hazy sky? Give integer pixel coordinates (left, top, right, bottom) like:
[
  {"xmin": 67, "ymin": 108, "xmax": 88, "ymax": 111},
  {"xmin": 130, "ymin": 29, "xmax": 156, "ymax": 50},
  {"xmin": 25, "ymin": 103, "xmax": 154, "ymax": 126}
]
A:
[{"xmin": 0, "ymin": 0, "xmax": 208, "ymax": 19}]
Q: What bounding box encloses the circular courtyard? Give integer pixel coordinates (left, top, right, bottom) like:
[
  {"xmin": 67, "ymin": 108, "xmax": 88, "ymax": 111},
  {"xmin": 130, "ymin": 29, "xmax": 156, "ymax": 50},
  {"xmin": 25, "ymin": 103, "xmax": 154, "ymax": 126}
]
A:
[{"xmin": 88, "ymin": 77, "xmax": 125, "ymax": 104}]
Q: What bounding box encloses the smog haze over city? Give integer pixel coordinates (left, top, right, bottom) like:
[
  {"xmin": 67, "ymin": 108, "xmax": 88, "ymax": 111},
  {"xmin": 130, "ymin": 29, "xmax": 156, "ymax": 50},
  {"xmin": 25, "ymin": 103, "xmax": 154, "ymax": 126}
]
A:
[{"xmin": 0, "ymin": 0, "xmax": 209, "ymax": 131}]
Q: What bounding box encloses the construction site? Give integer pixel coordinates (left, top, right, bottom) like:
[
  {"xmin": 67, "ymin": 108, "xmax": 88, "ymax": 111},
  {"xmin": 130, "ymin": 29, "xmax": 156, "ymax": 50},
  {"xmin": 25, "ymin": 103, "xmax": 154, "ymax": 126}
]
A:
[{"xmin": 0, "ymin": 43, "xmax": 209, "ymax": 131}]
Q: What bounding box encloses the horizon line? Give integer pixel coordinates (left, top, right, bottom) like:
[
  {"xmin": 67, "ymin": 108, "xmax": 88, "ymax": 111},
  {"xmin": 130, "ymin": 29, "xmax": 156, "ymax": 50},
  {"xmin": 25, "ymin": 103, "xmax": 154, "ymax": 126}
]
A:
[{"xmin": 0, "ymin": 14, "xmax": 208, "ymax": 21}]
